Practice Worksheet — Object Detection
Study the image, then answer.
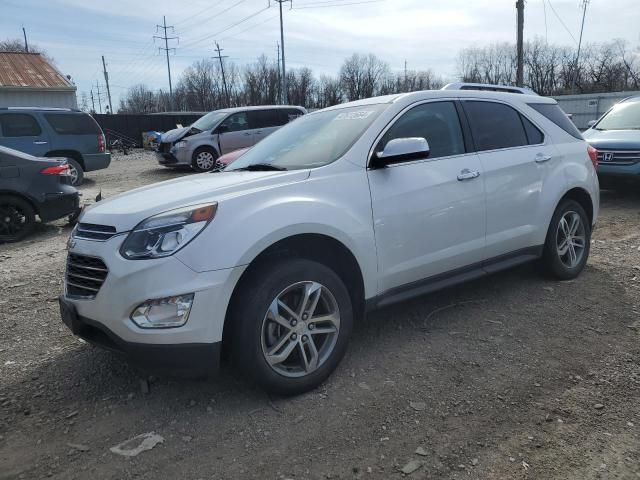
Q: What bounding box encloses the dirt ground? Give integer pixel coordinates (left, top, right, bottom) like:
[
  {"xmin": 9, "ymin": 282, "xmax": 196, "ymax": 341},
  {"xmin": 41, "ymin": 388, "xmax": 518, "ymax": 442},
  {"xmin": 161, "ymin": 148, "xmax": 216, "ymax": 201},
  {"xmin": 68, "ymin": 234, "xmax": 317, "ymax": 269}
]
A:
[{"xmin": 1, "ymin": 151, "xmax": 639, "ymax": 480}]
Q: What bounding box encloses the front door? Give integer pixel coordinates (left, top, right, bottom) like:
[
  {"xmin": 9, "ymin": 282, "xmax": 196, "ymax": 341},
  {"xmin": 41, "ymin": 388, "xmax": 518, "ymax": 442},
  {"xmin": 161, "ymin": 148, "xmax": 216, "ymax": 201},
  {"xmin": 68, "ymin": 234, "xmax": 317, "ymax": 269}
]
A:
[
  {"xmin": 367, "ymin": 100, "xmax": 487, "ymax": 293},
  {"xmin": 218, "ymin": 112, "xmax": 253, "ymax": 154},
  {"xmin": 0, "ymin": 113, "xmax": 50, "ymax": 157}
]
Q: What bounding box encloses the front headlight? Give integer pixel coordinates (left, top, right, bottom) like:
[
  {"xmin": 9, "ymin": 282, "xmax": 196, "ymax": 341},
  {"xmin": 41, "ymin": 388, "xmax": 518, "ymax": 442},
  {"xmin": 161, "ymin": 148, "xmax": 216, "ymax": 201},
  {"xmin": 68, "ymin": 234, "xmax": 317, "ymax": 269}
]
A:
[
  {"xmin": 120, "ymin": 203, "xmax": 217, "ymax": 260},
  {"xmin": 174, "ymin": 141, "xmax": 187, "ymax": 149}
]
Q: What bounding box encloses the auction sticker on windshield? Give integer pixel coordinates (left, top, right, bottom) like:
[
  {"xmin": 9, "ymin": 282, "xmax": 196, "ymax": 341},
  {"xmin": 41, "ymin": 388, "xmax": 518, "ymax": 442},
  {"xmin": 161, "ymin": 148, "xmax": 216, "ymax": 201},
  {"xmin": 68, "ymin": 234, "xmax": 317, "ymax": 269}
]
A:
[{"xmin": 334, "ymin": 111, "xmax": 375, "ymax": 121}]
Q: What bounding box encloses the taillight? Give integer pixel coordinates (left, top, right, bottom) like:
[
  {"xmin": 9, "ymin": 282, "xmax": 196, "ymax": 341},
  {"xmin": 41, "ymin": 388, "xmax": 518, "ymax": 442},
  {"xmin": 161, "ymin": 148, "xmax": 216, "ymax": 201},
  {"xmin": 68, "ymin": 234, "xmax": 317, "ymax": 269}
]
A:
[
  {"xmin": 587, "ymin": 145, "xmax": 598, "ymax": 169},
  {"xmin": 97, "ymin": 134, "xmax": 105, "ymax": 153},
  {"xmin": 40, "ymin": 165, "xmax": 70, "ymax": 175}
]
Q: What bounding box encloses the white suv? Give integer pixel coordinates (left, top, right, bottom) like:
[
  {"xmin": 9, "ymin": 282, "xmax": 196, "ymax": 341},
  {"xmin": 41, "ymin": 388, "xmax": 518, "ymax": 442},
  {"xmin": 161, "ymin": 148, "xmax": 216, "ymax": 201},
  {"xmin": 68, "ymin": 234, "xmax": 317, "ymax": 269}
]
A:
[{"xmin": 60, "ymin": 86, "xmax": 599, "ymax": 395}]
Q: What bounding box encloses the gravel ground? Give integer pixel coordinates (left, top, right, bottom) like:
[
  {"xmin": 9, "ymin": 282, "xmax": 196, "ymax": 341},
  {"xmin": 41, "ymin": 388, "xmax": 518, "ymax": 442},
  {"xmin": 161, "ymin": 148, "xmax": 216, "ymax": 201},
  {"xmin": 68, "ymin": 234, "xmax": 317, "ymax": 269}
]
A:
[{"xmin": 1, "ymin": 151, "xmax": 639, "ymax": 480}]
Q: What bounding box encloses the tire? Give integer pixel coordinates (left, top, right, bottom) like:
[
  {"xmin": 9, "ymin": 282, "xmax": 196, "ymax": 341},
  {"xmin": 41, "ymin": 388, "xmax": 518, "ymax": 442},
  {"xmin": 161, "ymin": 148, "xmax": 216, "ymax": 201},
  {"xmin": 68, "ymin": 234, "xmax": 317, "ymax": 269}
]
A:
[
  {"xmin": 191, "ymin": 147, "xmax": 219, "ymax": 172},
  {"xmin": 66, "ymin": 158, "xmax": 84, "ymax": 186},
  {"xmin": 0, "ymin": 195, "xmax": 36, "ymax": 243},
  {"xmin": 542, "ymin": 199, "xmax": 591, "ymax": 280},
  {"xmin": 229, "ymin": 258, "xmax": 353, "ymax": 395}
]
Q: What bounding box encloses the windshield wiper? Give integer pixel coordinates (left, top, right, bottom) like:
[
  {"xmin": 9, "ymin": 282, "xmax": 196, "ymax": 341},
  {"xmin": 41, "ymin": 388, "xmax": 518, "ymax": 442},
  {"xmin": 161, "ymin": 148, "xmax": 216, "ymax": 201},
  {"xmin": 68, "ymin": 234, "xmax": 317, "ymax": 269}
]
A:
[{"xmin": 233, "ymin": 163, "xmax": 287, "ymax": 171}]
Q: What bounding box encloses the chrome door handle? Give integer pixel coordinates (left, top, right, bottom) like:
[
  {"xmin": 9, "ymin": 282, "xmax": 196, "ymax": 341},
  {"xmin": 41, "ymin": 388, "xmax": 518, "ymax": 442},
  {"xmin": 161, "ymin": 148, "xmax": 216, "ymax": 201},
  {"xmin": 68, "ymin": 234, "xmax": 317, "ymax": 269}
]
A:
[
  {"xmin": 33, "ymin": 141, "xmax": 48, "ymax": 145},
  {"xmin": 535, "ymin": 153, "xmax": 552, "ymax": 163},
  {"xmin": 457, "ymin": 169, "xmax": 481, "ymax": 181}
]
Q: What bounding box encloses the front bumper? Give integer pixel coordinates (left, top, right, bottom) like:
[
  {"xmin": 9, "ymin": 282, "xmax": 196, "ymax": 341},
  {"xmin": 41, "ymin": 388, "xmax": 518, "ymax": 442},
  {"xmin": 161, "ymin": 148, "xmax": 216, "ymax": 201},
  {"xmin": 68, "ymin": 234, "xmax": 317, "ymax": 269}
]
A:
[
  {"xmin": 82, "ymin": 153, "xmax": 111, "ymax": 172},
  {"xmin": 156, "ymin": 147, "xmax": 190, "ymax": 166},
  {"xmin": 38, "ymin": 191, "xmax": 80, "ymax": 222},
  {"xmin": 60, "ymin": 296, "xmax": 221, "ymax": 376}
]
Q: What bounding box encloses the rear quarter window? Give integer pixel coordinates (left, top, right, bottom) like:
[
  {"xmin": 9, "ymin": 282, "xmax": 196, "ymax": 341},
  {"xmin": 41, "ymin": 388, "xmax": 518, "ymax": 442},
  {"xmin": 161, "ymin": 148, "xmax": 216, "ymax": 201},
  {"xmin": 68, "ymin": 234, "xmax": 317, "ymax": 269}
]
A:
[
  {"xmin": 528, "ymin": 103, "xmax": 582, "ymax": 140},
  {"xmin": 44, "ymin": 113, "xmax": 102, "ymax": 135}
]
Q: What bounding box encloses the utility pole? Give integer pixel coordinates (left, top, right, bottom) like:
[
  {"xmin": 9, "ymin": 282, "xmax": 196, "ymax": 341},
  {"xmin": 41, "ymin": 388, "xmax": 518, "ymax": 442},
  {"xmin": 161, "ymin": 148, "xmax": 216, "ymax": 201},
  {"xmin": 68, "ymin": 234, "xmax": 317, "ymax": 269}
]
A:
[
  {"xmin": 90, "ymin": 89, "xmax": 96, "ymax": 113},
  {"xmin": 274, "ymin": 0, "xmax": 291, "ymax": 104},
  {"xmin": 276, "ymin": 42, "xmax": 281, "ymax": 103},
  {"xmin": 102, "ymin": 56, "xmax": 113, "ymax": 114},
  {"xmin": 213, "ymin": 42, "xmax": 230, "ymax": 108},
  {"xmin": 154, "ymin": 16, "xmax": 178, "ymax": 108},
  {"xmin": 22, "ymin": 27, "xmax": 29, "ymax": 53},
  {"xmin": 572, "ymin": 0, "xmax": 590, "ymax": 93},
  {"xmin": 404, "ymin": 60, "xmax": 408, "ymax": 92},
  {"xmin": 515, "ymin": 0, "xmax": 525, "ymax": 87},
  {"xmin": 95, "ymin": 81, "xmax": 102, "ymax": 114}
]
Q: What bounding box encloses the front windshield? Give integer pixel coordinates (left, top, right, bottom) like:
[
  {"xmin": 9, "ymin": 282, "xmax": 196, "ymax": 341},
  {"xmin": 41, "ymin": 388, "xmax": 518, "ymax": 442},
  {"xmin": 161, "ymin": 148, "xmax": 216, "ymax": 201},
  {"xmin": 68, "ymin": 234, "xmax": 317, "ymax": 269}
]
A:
[
  {"xmin": 226, "ymin": 104, "xmax": 388, "ymax": 171},
  {"xmin": 191, "ymin": 111, "xmax": 228, "ymax": 132},
  {"xmin": 596, "ymin": 101, "xmax": 640, "ymax": 131}
]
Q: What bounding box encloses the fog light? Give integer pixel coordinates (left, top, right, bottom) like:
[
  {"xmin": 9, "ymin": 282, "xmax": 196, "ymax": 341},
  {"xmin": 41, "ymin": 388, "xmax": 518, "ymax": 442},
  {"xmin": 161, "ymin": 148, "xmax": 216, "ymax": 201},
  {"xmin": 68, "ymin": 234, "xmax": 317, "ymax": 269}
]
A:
[{"xmin": 130, "ymin": 293, "xmax": 194, "ymax": 329}]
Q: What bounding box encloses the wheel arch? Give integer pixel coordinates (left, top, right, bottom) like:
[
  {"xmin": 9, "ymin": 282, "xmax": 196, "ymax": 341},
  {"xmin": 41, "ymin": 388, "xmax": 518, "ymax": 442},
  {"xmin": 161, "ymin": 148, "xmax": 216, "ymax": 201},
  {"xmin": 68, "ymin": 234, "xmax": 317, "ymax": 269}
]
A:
[
  {"xmin": 222, "ymin": 233, "xmax": 366, "ymax": 347},
  {"xmin": 0, "ymin": 190, "xmax": 40, "ymax": 216},
  {"xmin": 560, "ymin": 187, "xmax": 594, "ymax": 226}
]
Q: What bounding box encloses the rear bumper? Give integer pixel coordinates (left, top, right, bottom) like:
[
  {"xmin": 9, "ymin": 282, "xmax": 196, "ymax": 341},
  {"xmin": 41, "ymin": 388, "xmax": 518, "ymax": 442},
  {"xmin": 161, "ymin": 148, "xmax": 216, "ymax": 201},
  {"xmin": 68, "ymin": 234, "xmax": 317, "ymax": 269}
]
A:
[
  {"xmin": 38, "ymin": 191, "xmax": 80, "ymax": 222},
  {"xmin": 60, "ymin": 296, "xmax": 221, "ymax": 376},
  {"xmin": 82, "ymin": 153, "xmax": 111, "ymax": 172}
]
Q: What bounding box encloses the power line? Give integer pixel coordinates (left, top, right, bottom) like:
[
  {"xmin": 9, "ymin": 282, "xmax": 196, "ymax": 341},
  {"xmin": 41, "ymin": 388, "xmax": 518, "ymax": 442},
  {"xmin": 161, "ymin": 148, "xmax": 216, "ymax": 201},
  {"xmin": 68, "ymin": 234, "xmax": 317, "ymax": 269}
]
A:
[
  {"xmin": 546, "ymin": 0, "xmax": 578, "ymax": 45},
  {"xmin": 293, "ymin": 0, "xmax": 384, "ymax": 9},
  {"xmin": 154, "ymin": 15, "xmax": 179, "ymax": 104},
  {"xmin": 177, "ymin": 0, "xmax": 249, "ymax": 39},
  {"xmin": 174, "ymin": 0, "xmax": 228, "ymax": 26},
  {"xmin": 572, "ymin": 0, "xmax": 590, "ymax": 92},
  {"xmin": 542, "ymin": 0, "xmax": 548, "ymax": 43}
]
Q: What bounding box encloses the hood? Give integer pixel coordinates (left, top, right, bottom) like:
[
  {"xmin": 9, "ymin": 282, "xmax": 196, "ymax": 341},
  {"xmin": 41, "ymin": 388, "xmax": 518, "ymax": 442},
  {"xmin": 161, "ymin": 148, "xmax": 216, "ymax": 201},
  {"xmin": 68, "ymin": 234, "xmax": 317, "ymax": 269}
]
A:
[
  {"xmin": 161, "ymin": 126, "xmax": 191, "ymax": 143},
  {"xmin": 583, "ymin": 129, "xmax": 640, "ymax": 150},
  {"xmin": 79, "ymin": 170, "xmax": 310, "ymax": 231}
]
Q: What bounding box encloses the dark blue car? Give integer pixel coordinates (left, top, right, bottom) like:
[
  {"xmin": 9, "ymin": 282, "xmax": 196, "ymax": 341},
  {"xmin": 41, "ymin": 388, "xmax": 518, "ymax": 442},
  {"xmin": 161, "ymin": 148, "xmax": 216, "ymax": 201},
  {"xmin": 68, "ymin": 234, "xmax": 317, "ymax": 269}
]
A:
[{"xmin": 583, "ymin": 96, "xmax": 640, "ymax": 185}]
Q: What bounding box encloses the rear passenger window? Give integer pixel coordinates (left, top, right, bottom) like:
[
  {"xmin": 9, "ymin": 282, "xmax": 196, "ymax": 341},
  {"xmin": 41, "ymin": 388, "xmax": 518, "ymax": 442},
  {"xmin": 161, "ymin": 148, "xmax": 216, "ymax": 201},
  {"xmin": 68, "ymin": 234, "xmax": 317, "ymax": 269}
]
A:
[
  {"xmin": 521, "ymin": 115, "xmax": 544, "ymax": 144},
  {"xmin": 464, "ymin": 101, "xmax": 528, "ymax": 151},
  {"xmin": 45, "ymin": 113, "xmax": 101, "ymax": 135},
  {"xmin": 284, "ymin": 108, "xmax": 304, "ymax": 123},
  {"xmin": 378, "ymin": 101, "xmax": 465, "ymax": 159},
  {"xmin": 249, "ymin": 110, "xmax": 281, "ymax": 129},
  {"xmin": 0, "ymin": 114, "xmax": 42, "ymax": 137}
]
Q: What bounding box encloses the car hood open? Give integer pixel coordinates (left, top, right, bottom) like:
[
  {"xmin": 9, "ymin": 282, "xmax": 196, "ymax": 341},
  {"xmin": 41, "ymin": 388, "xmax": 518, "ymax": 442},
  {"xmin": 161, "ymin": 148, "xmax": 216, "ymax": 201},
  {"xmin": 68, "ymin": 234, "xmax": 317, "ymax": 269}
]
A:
[
  {"xmin": 161, "ymin": 126, "xmax": 191, "ymax": 143},
  {"xmin": 79, "ymin": 170, "xmax": 310, "ymax": 232}
]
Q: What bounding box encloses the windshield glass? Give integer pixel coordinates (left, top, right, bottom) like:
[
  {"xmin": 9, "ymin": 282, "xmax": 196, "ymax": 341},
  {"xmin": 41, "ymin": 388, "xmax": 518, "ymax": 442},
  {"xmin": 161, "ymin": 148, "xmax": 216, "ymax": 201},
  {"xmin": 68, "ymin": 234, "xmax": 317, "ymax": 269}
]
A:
[
  {"xmin": 191, "ymin": 111, "xmax": 228, "ymax": 132},
  {"xmin": 226, "ymin": 104, "xmax": 388, "ymax": 171},
  {"xmin": 596, "ymin": 100, "xmax": 640, "ymax": 130}
]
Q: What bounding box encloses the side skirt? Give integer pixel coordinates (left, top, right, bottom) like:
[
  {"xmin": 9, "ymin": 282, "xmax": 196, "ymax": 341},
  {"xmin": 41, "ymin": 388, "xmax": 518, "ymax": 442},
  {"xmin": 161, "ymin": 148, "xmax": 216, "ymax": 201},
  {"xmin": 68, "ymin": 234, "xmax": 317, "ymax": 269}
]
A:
[{"xmin": 366, "ymin": 245, "xmax": 543, "ymax": 311}]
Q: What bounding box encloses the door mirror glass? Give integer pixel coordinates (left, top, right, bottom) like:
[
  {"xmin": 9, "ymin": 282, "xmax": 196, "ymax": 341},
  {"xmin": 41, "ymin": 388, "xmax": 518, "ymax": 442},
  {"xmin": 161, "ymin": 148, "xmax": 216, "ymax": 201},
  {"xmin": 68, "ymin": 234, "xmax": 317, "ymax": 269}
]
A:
[
  {"xmin": 587, "ymin": 119, "xmax": 597, "ymax": 128},
  {"xmin": 373, "ymin": 137, "xmax": 430, "ymax": 167}
]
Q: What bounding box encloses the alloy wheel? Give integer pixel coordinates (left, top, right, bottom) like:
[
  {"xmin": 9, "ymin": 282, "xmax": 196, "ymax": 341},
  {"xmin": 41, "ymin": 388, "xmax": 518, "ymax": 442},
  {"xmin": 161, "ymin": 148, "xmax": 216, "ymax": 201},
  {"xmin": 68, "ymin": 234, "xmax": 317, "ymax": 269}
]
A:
[
  {"xmin": 261, "ymin": 281, "xmax": 341, "ymax": 378},
  {"xmin": 196, "ymin": 152, "xmax": 215, "ymax": 170},
  {"xmin": 67, "ymin": 163, "xmax": 79, "ymax": 185},
  {"xmin": 556, "ymin": 210, "xmax": 586, "ymax": 268},
  {"xmin": 0, "ymin": 204, "xmax": 28, "ymax": 238}
]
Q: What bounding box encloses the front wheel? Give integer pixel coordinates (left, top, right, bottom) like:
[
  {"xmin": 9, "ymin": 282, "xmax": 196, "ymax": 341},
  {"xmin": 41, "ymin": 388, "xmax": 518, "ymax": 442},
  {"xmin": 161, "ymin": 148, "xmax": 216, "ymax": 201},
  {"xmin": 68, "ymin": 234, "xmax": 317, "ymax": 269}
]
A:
[
  {"xmin": 191, "ymin": 147, "xmax": 219, "ymax": 172},
  {"xmin": 542, "ymin": 199, "xmax": 591, "ymax": 280},
  {"xmin": 230, "ymin": 258, "xmax": 353, "ymax": 395}
]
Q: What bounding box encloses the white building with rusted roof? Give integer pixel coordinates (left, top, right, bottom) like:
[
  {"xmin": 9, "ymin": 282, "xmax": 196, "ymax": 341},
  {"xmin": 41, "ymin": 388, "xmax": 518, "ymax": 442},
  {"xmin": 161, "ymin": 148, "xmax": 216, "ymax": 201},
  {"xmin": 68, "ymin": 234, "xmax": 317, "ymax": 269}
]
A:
[{"xmin": 0, "ymin": 52, "xmax": 77, "ymax": 108}]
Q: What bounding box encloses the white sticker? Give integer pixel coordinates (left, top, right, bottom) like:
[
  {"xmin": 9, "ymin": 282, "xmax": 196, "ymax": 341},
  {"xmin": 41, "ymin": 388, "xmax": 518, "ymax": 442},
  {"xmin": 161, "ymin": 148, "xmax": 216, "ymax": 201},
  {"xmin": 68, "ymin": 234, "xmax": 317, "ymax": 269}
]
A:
[{"xmin": 334, "ymin": 110, "xmax": 374, "ymax": 121}]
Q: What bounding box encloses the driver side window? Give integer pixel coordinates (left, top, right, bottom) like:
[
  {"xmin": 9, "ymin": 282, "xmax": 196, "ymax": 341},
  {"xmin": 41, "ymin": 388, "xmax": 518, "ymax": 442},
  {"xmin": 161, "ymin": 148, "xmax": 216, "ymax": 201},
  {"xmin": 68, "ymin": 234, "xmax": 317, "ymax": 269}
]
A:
[
  {"xmin": 378, "ymin": 101, "xmax": 465, "ymax": 160},
  {"xmin": 222, "ymin": 112, "xmax": 249, "ymax": 132}
]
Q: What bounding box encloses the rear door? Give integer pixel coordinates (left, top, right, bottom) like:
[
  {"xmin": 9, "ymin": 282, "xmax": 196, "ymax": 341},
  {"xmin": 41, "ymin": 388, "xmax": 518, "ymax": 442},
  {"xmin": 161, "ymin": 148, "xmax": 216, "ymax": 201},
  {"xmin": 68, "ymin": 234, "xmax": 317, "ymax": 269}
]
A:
[
  {"xmin": 43, "ymin": 112, "xmax": 102, "ymax": 154},
  {"xmin": 0, "ymin": 113, "xmax": 50, "ymax": 156},
  {"xmin": 218, "ymin": 112, "xmax": 252, "ymax": 154},
  {"xmin": 248, "ymin": 109, "xmax": 283, "ymax": 144},
  {"xmin": 461, "ymin": 100, "xmax": 555, "ymax": 259}
]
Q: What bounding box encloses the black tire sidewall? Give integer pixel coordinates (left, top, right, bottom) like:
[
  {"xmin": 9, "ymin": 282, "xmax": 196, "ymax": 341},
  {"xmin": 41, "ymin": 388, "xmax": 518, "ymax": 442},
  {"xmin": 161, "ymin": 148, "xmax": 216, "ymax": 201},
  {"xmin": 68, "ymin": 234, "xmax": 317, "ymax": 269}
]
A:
[
  {"xmin": 543, "ymin": 199, "xmax": 591, "ymax": 280},
  {"xmin": 191, "ymin": 147, "xmax": 219, "ymax": 172},
  {"xmin": 0, "ymin": 196, "xmax": 36, "ymax": 242},
  {"xmin": 66, "ymin": 158, "xmax": 84, "ymax": 186},
  {"xmin": 231, "ymin": 258, "xmax": 353, "ymax": 396}
]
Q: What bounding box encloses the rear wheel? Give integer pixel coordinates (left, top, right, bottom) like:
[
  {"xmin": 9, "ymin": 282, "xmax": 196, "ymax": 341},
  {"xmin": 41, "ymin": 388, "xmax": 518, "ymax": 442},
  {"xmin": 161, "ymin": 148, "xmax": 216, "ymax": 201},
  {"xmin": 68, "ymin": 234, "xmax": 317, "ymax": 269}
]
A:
[
  {"xmin": 0, "ymin": 196, "xmax": 36, "ymax": 243},
  {"xmin": 542, "ymin": 199, "xmax": 591, "ymax": 280},
  {"xmin": 66, "ymin": 158, "xmax": 84, "ymax": 186},
  {"xmin": 230, "ymin": 258, "xmax": 353, "ymax": 395},
  {"xmin": 191, "ymin": 147, "xmax": 219, "ymax": 172}
]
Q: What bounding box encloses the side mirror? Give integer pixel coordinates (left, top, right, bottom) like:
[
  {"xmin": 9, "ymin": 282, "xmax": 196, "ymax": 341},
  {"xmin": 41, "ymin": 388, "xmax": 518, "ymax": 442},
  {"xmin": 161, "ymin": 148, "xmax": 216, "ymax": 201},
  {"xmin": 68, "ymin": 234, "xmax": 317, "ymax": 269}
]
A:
[
  {"xmin": 216, "ymin": 124, "xmax": 229, "ymax": 134},
  {"xmin": 587, "ymin": 120, "xmax": 597, "ymax": 128},
  {"xmin": 371, "ymin": 137, "xmax": 430, "ymax": 168}
]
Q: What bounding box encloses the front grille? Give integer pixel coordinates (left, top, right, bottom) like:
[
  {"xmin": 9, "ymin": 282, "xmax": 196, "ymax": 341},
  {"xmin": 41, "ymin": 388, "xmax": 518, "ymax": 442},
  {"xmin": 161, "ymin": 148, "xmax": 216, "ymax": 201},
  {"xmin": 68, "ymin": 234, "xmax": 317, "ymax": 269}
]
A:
[
  {"xmin": 66, "ymin": 254, "xmax": 108, "ymax": 299},
  {"xmin": 597, "ymin": 150, "xmax": 640, "ymax": 166},
  {"xmin": 75, "ymin": 223, "xmax": 117, "ymax": 241}
]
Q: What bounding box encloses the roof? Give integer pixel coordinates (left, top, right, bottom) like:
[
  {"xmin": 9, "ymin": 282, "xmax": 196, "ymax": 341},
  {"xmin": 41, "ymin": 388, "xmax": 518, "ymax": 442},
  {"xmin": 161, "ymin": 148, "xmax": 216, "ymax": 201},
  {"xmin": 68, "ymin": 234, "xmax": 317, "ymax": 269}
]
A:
[
  {"xmin": 0, "ymin": 52, "xmax": 75, "ymax": 90},
  {"xmin": 215, "ymin": 105, "xmax": 306, "ymax": 113}
]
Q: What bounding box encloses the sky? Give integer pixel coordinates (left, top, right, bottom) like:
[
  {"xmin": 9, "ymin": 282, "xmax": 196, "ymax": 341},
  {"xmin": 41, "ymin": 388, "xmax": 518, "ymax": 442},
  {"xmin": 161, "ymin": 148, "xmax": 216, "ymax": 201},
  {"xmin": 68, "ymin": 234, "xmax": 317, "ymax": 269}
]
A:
[{"xmin": 2, "ymin": 0, "xmax": 639, "ymax": 110}]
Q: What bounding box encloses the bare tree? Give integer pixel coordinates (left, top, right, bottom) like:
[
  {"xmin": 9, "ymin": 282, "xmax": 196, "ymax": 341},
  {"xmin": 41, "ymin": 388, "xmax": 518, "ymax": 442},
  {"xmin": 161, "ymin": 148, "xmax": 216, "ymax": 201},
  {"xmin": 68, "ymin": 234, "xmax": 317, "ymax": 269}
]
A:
[
  {"xmin": 339, "ymin": 53, "xmax": 390, "ymax": 100},
  {"xmin": 0, "ymin": 37, "xmax": 54, "ymax": 63}
]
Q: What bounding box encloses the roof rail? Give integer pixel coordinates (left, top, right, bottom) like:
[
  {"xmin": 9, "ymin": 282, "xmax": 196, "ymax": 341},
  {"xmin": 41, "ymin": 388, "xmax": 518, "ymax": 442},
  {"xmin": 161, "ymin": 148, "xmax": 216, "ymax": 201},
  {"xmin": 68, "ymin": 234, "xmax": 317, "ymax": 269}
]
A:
[
  {"xmin": 442, "ymin": 82, "xmax": 538, "ymax": 95},
  {"xmin": 0, "ymin": 106, "xmax": 81, "ymax": 112}
]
